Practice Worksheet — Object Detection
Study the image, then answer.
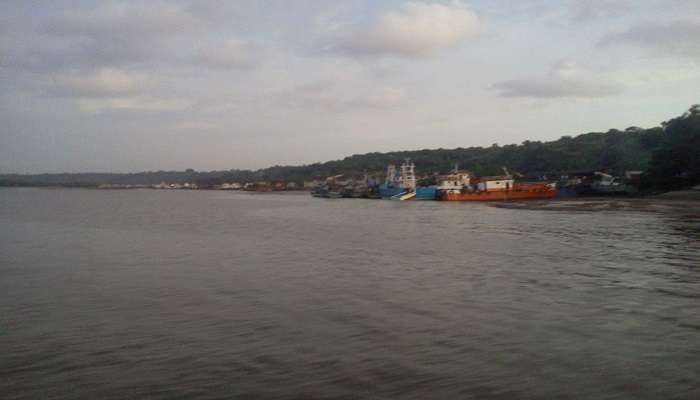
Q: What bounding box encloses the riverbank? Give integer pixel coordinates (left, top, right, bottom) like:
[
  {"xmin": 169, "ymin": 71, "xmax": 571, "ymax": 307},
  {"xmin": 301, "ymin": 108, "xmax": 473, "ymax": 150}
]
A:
[
  {"xmin": 651, "ymin": 190, "xmax": 700, "ymax": 201},
  {"xmin": 489, "ymin": 194, "xmax": 700, "ymax": 214}
]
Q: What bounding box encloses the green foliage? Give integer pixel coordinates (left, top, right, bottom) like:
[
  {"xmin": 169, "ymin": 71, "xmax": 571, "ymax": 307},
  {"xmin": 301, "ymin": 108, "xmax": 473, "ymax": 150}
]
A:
[
  {"xmin": 2, "ymin": 105, "xmax": 698, "ymax": 190},
  {"xmin": 241, "ymin": 127, "xmax": 659, "ymax": 182},
  {"xmin": 646, "ymin": 105, "xmax": 700, "ymax": 189}
]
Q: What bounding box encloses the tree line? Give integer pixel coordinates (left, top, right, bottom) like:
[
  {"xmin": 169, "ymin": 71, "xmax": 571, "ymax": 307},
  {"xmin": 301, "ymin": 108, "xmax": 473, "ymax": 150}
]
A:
[{"xmin": 2, "ymin": 105, "xmax": 698, "ymax": 191}]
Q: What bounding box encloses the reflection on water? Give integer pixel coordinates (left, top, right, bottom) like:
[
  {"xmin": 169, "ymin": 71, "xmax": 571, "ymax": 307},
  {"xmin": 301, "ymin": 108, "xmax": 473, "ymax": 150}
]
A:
[{"xmin": 1, "ymin": 188, "xmax": 699, "ymax": 399}]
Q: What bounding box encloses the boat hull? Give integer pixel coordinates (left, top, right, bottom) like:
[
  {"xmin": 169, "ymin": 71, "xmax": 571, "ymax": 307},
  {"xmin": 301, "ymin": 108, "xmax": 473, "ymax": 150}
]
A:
[
  {"xmin": 440, "ymin": 184, "xmax": 556, "ymax": 201},
  {"xmin": 415, "ymin": 186, "xmax": 437, "ymax": 200},
  {"xmin": 379, "ymin": 183, "xmax": 404, "ymax": 199}
]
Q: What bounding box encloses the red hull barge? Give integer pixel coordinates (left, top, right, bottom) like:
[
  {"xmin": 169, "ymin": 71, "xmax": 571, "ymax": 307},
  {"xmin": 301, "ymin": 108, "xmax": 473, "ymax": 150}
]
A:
[{"xmin": 440, "ymin": 182, "xmax": 556, "ymax": 201}]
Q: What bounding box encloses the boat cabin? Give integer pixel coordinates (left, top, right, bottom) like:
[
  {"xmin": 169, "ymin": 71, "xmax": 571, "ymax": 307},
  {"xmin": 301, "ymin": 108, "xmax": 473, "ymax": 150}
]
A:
[
  {"xmin": 478, "ymin": 176, "xmax": 515, "ymax": 192},
  {"xmin": 436, "ymin": 171, "xmax": 472, "ymax": 193}
]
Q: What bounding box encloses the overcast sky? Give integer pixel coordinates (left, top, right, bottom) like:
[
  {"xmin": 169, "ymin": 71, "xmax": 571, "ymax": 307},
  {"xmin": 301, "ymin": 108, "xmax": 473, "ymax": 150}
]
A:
[{"xmin": 1, "ymin": 0, "xmax": 699, "ymax": 173}]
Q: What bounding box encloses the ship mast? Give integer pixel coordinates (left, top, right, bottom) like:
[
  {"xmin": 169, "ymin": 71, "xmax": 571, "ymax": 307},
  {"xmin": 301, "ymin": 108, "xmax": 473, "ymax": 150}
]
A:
[
  {"xmin": 400, "ymin": 158, "xmax": 416, "ymax": 191},
  {"xmin": 385, "ymin": 164, "xmax": 397, "ymax": 185}
]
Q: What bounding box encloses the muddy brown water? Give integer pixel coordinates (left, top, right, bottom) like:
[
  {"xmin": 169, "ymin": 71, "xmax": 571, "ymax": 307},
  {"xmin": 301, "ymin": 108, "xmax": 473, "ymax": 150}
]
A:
[{"xmin": 1, "ymin": 188, "xmax": 699, "ymax": 399}]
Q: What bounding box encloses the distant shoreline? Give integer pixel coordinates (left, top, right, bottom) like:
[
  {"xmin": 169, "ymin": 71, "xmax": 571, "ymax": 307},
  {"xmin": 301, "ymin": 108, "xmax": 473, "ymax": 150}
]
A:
[{"xmin": 3, "ymin": 186, "xmax": 698, "ymax": 203}]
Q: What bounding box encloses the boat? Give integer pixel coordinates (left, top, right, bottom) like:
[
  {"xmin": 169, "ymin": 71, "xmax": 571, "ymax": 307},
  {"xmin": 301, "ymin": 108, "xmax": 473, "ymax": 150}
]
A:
[
  {"xmin": 438, "ymin": 167, "xmax": 556, "ymax": 201},
  {"xmin": 390, "ymin": 191, "xmax": 415, "ymax": 201},
  {"xmin": 436, "ymin": 166, "xmax": 472, "ymax": 195},
  {"xmin": 555, "ymin": 171, "xmax": 641, "ymax": 197},
  {"xmin": 440, "ymin": 180, "xmax": 556, "ymax": 201},
  {"xmin": 589, "ymin": 172, "xmax": 637, "ymax": 195},
  {"xmin": 379, "ymin": 160, "xmax": 417, "ymax": 199},
  {"xmin": 379, "ymin": 183, "xmax": 403, "ymax": 198},
  {"xmin": 415, "ymin": 186, "xmax": 437, "ymax": 200}
]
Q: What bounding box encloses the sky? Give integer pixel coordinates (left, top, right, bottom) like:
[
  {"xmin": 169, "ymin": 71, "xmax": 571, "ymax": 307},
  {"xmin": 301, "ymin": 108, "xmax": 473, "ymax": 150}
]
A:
[{"xmin": 1, "ymin": 0, "xmax": 699, "ymax": 173}]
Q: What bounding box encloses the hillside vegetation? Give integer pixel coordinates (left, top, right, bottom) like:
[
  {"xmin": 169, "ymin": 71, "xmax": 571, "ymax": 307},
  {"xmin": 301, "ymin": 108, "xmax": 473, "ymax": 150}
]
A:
[
  {"xmin": 206, "ymin": 105, "xmax": 700, "ymax": 189},
  {"xmin": 2, "ymin": 105, "xmax": 698, "ymax": 190}
]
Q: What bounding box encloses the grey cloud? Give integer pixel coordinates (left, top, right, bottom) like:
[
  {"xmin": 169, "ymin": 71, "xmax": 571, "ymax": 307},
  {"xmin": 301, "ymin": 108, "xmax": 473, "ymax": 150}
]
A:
[
  {"xmin": 39, "ymin": 2, "xmax": 201, "ymax": 68},
  {"xmin": 43, "ymin": 67, "xmax": 193, "ymax": 113},
  {"xmin": 44, "ymin": 2, "xmax": 200, "ymax": 38},
  {"xmin": 493, "ymin": 79, "xmax": 623, "ymax": 98},
  {"xmin": 0, "ymin": 17, "xmax": 85, "ymax": 72},
  {"xmin": 570, "ymin": 0, "xmax": 632, "ymax": 22},
  {"xmin": 194, "ymin": 39, "xmax": 258, "ymax": 70},
  {"xmin": 47, "ymin": 68, "xmax": 147, "ymax": 97},
  {"xmin": 493, "ymin": 61, "xmax": 623, "ymax": 98},
  {"xmin": 281, "ymin": 80, "xmax": 405, "ymax": 111},
  {"xmin": 3, "ymin": 1, "xmax": 260, "ymax": 76},
  {"xmin": 599, "ymin": 17, "xmax": 700, "ymax": 57},
  {"xmin": 329, "ymin": 1, "xmax": 481, "ymax": 58},
  {"xmin": 73, "ymin": 96, "xmax": 193, "ymax": 113}
]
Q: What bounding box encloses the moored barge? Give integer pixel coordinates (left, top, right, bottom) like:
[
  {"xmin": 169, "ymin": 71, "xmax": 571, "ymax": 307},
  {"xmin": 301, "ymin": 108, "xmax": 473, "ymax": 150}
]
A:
[
  {"xmin": 437, "ymin": 168, "xmax": 556, "ymax": 201},
  {"xmin": 440, "ymin": 181, "xmax": 556, "ymax": 201}
]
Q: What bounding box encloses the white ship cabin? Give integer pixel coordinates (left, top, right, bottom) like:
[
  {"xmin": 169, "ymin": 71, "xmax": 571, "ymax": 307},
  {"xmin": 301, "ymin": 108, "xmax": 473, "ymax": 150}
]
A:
[
  {"xmin": 399, "ymin": 159, "xmax": 416, "ymax": 191},
  {"xmin": 385, "ymin": 164, "xmax": 398, "ymax": 185},
  {"xmin": 436, "ymin": 171, "xmax": 472, "ymax": 193},
  {"xmin": 479, "ymin": 176, "xmax": 515, "ymax": 192},
  {"xmin": 303, "ymin": 179, "xmax": 323, "ymax": 189}
]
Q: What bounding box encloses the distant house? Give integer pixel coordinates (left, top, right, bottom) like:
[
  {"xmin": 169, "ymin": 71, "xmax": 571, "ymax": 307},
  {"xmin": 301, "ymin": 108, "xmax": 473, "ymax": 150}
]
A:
[
  {"xmin": 271, "ymin": 181, "xmax": 285, "ymax": 191},
  {"xmin": 334, "ymin": 178, "xmax": 351, "ymax": 187},
  {"xmin": 625, "ymin": 171, "xmax": 643, "ymax": 186},
  {"xmin": 625, "ymin": 171, "xmax": 643, "ymax": 180},
  {"xmin": 220, "ymin": 182, "xmax": 242, "ymax": 190},
  {"xmin": 303, "ymin": 180, "xmax": 322, "ymax": 189},
  {"xmin": 244, "ymin": 181, "xmax": 271, "ymax": 192},
  {"xmin": 326, "ymin": 175, "xmax": 351, "ymax": 187}
]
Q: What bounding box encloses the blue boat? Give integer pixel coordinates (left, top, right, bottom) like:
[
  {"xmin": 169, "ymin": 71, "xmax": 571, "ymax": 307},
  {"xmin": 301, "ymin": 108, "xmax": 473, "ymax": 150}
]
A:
[
  {"xmin": 379, "ymin": 161, "xmax": 414, "ymax": 199},
  {"xmin": 415, "ymin": 186, "xmax": 437, "ymax": 200},
  {"xmin": 379, "ymin": 183, "xmax": 404, "ymax": 198},
  {"xmin": 555, "ymin": 186, "xmax": 579, "ymax": 198},
  {"xmin": 378, "ymin": 160, "xmax": 432, "ymax": 200}
]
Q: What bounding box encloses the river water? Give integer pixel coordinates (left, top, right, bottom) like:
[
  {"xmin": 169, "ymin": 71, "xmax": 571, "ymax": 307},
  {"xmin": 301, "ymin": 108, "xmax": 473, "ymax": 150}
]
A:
[{"xmin": 1, "ymin": 188, "xmax": 699, "ymax": 399}]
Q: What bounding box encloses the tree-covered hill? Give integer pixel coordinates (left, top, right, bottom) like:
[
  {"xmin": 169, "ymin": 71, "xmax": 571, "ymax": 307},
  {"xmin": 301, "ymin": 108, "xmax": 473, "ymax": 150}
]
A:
[
  {"xmin": 2, "ymin": 105, "xmax": 698, "ymax": 190},
  {"xmin": 645, "ymin": 105, "xmax": 700, "ymax": 189},
  {"xmin": 206, "ymin": 105, "xmax": 698, "ymax": 188}
]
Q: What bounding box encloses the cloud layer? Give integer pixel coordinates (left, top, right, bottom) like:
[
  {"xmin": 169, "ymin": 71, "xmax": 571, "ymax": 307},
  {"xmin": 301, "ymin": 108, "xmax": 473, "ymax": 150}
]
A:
[
  {"xmin": 599, "ymin": 17, "xmax": 700, "ymax": 57},
  {"xmin": 493, "ymin": 61, "xmax": 623, "ymax": 98},
  {"xmin": 49, "ymin": 68, "xmax": 146, "ymax": 97},
  {"xmin": 1, "ymin": 0, "xmax": 699, "ymax": 173},
  {"xmin": 570, "ymin": 0, "xmax": 632, "ymax": 22},
  {"xmin": 42, "ymin": 1, "xmax": 201, "ymax": 67},
  {"xmin": 195, "ymin": 39, "xmax": 258, "ymax": 70},
  {"xmin": 332, "ymin": 1, "xmax": 481, "ymax": 58}
]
